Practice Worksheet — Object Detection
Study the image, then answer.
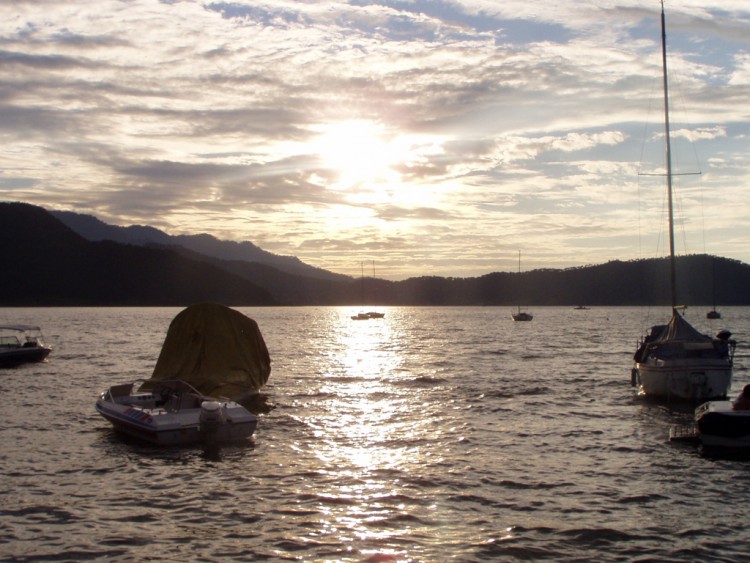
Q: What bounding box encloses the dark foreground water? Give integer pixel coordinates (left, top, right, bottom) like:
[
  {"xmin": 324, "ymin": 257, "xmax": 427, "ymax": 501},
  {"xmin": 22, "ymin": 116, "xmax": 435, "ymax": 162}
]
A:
[{"xmin": 1, "ymin": 306, "xmax": 749, "ymax": 562}]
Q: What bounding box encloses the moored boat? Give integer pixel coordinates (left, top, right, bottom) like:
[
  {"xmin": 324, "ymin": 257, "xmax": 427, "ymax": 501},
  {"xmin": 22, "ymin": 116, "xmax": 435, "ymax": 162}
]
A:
[
  {"xmin": 633, "ymin": 313, "xmax": 736, "ymax": 401},
  {"xmin": 0, "ymin": 325, "xmax": 52, "ymax": 368},
  {"xmin": 630, "ymin": 3, "xmax": 735, "ymax": 402},
  {"xmin": 694, "ymin": 400, "xmax": 750, "ymax": 450},
  {"xmin": 511, "ymin": 251, "xmax": 532, "ymax": 321},
  {"xmin": 511, "ymin": 310, "xmax": 533, "ymax": 322},
  {"xmin": 95, "ymin": 379, "xmax": 257, "ymax": 446}
]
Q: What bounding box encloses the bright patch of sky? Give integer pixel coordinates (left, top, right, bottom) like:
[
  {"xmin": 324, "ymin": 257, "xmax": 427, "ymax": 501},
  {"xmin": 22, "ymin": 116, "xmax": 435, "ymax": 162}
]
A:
[{"xmin": 0, "ymin": 0, "xmax": 748, "ymax": 279}]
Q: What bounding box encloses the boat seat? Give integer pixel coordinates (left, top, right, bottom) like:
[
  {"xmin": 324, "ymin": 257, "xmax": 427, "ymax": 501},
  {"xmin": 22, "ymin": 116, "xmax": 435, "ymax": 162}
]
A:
[{"xmin": 166, "ymin": 393, "xmax": 203, "ymax": 411}]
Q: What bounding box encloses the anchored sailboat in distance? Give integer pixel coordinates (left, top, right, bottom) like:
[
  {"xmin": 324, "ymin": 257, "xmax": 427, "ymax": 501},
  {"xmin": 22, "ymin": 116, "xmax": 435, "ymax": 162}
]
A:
[
  {"xmin": 511, "ymin": 251, "xmax": 533, "ymax": 321},
  {"xmin": 706, "ymin": 257, "xmax": 721, "ymax": 319},
  {"xmin": 631, "ymin": 2, "xmax": 736, "ymax": 402},
  {"xmin": 351, "ymin": 261, "xmax": 385, "ymax": 320}
]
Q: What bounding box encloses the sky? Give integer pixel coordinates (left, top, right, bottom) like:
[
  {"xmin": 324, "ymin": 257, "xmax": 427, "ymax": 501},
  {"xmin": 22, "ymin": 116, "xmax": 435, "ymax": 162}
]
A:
[{"xmin": 1, "ymin": 0, "xmax": 749, "ymax": 280}]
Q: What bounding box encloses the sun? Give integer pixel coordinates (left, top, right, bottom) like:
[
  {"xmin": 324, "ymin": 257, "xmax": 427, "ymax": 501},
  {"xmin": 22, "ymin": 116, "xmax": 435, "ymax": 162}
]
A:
[{"xmin": 312, "ymin": 120, "xmax": 401, "ymax": 190}]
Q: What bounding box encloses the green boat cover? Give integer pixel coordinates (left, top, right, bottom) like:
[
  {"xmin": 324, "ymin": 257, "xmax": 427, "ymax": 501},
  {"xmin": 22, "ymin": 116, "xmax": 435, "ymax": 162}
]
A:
[{"xmin": 142, "ymin": 303, "xmax": 271, "ymax": 399}]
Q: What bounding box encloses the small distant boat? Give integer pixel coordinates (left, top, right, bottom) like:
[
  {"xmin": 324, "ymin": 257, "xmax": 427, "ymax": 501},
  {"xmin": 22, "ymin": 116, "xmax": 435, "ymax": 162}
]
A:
[
  {"xmin": 512, "ymin": 310, "xmax": 533, "ymax": 322},
  {"xmin": 631, "ymin": 3, "xmax": 735, "ymax": 402},
  {"xmin": 351, "ymin": 261, "xmax": 385, "ymax": 320},
  {"xmin": 351, "ymin": 311, "xmax": 385, "ymax": 320},
  {"xmin": 0, "ymin": 325, "xmax": 52, "ymax": 368},
  {"xmin": 511, "ymin": 251, "xmax": 532, "ymax": 321},
  {"xmin": 706, "ymin": 258, "xmax": 721, "ymax": 319},
  {"xmin": 96, "ymin": 379, "xmax": 258, "ymax": 446},
  {"xmin": 574, "ymin": 306, "xmax": 590, "ymax": 310}
]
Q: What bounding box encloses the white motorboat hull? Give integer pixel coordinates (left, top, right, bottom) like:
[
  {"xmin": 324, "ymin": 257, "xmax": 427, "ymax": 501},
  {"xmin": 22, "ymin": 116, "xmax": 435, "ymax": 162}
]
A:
[
  {"xmin": 634, "ymin": 360, "xmax": 732, "ymax": 402},
  {"xmin": 96, "ymin": 381, "xmax": 257, "ymax": 446},
  {"xmin": 695, "ymin": 401, "xmax": 750, "ymax": 449}
]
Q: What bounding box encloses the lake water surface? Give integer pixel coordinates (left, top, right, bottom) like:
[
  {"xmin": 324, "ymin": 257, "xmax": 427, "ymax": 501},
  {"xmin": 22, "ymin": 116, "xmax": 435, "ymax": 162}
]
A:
[{"xmin": 1, "ymin": 306, "xmax": 749, "ymax": 561}]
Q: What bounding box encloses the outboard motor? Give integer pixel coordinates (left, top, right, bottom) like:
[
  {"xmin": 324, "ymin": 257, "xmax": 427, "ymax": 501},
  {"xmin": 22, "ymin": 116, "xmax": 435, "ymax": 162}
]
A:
[
  {"xmin": 199, "ymin": 401, "xmax": 225, "ymax": 444},
  {"xmin": 714, "ymin": 329, "xmax": 737, "ymax": 362},
  {"xmin": 716, "ymin": 329, "xmax": 732, "ymax": 341}
]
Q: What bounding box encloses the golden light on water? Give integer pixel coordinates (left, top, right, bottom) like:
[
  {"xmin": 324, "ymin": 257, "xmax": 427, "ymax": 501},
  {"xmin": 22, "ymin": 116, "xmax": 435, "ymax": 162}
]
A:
[
  {"xmin": 313, "ymin": 309, "xmax": 413, "ymax": 471},
  {"xmin": 300, "ymin": 308, "xmax": 435, "ymax": 557}
]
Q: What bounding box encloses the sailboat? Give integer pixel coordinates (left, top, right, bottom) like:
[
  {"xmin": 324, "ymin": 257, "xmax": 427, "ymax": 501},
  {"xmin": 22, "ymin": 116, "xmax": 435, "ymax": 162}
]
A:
[
  {"xmin": 365, "ymin": 261, "xmax": 385, "ymax": 318},
  {"xmin": 511, "ymin": 251, "xmax": 533, "ymax": 321},
  {"xmin": 631, "ymin": 2, "xmax": 736, "ymax": 402},
  {"xmin": 706, "ymin": 257, "xmax": 721, "ymax": 319},
  {"xmin": 351, "ymin": 261, "xmax": 385, "ymax": 320}
]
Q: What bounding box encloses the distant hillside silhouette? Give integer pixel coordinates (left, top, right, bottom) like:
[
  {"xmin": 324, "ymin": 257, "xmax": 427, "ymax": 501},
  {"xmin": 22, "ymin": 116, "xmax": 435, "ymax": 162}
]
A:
[
  {"xmin": 0, "ymin": 202, "xmax": 274, "ymax": 306},
  {"xmin": 51, "ymin": 209, "xmax": 349, "ymax": 283},
  {"xmin": 2, "ymin": 202, "xmax": 750, "ymax": 306}
]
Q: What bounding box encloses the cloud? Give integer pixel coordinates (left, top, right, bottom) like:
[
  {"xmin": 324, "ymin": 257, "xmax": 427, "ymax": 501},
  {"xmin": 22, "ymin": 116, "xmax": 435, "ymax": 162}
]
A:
[{"xmin": 0, "ymin": 0, "xmax": 748, "ymax": 278}]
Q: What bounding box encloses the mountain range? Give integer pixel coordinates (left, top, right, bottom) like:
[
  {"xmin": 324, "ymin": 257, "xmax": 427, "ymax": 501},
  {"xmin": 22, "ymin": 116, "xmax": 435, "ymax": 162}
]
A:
[{"xmin": 2, "ymin": 201, "xmax": 750, "ymax": 307}]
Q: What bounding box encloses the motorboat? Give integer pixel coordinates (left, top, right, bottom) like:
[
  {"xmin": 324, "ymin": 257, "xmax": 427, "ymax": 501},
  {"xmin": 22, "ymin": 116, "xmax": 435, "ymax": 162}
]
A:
[
  {"xmin": 630, "ymin": 3, "xmax": 735, "ymax": 402},
  {"xmin": 96, "ymin": 379, "xmax": 258, "ymax": 446},
  {"xmin": 694, "ymin": 400, "xmax": 750, "ymax": 449},
  {"xmin": 0, "ymin": 325, "xmax": 52, "ymax": 367},
  {"xmin": 632, "ymin": 314, "xmax": 735, "ymax": 401},
  {"xmin": 670, "ymin": 396, "xmax": 750, "ymax": 451}
]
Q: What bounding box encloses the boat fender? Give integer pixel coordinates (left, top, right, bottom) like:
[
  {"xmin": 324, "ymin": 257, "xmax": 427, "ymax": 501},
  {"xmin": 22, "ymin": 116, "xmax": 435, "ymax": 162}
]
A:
[{"xmin": 630, "ymin": 368, "xmax": 639, "ymax": 387}]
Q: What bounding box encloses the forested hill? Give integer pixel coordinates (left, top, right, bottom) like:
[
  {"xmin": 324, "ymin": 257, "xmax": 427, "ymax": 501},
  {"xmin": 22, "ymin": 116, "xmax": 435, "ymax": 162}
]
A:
[{"xmin": 2, "ymin": 201, "xmax": 750, "ymax": 306}]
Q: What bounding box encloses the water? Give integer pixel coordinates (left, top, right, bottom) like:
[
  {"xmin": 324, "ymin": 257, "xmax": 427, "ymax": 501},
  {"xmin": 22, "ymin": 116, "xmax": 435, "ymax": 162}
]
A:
[{"xmin": 1, "ymin": 306, "xmax": 749, "ymax": 562}]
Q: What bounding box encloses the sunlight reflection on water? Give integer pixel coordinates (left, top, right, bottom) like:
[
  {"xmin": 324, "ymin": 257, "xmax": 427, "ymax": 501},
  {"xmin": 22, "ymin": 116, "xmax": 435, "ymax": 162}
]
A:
[{"xmin": 2, "ymin": 306, "xmax": 750, "ymax": 561}]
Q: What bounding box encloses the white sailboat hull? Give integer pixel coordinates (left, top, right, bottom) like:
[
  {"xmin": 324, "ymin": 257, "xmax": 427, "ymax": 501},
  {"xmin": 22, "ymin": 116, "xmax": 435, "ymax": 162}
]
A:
[{"xmin": 635, "ymin": 359, "xmax": 732, "ymax": 402}]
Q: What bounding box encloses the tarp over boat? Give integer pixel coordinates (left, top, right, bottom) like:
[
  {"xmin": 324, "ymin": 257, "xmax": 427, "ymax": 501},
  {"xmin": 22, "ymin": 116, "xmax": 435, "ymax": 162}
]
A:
[
  {"xmin": 653, "ymin": 311, "xmax": 714, "ymax": 344},
  {"xmin": 142, "ymin": 303, "xmax": 271, "ymax": 399},
  {"xmin": 634, "ymin": 309, "xmax": 732, "ymax": 363}
]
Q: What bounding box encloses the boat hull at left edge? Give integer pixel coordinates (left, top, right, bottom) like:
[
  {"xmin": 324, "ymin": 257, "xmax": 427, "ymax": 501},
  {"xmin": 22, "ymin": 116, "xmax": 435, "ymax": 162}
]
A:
[{"xmin": 95, "ymin": 380, "xmax": 258, "ymax": 446}]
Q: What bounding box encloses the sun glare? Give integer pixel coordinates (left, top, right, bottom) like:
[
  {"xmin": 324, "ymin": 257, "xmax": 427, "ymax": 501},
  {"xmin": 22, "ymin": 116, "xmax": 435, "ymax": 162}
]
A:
[{"xmin": 313, "ymin": 120, "xmax": 401, "ymax": 189}]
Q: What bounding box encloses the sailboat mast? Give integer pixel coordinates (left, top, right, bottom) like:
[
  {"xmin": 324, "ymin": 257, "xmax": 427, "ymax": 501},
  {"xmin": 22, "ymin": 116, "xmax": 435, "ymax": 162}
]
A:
[
  {"xmin": 517, "ymin": 251, "xmax": 521, "ymax": 314},
  {"xmin": 660, "ymin": 0, "xmax": 677, "ymax": 309}
]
